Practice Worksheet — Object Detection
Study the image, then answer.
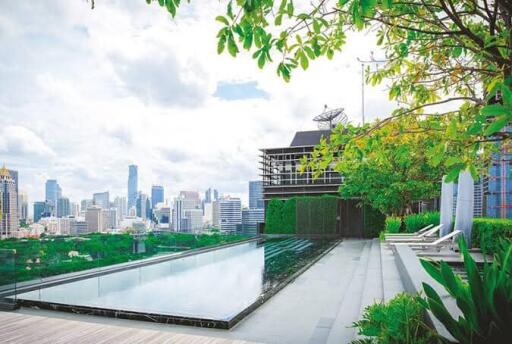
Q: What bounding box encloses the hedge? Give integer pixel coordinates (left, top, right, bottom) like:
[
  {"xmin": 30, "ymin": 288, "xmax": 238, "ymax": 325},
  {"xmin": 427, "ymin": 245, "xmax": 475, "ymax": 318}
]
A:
[
  {"xmin": 404, "ymin": 211, "xmax": 440, "ymax": 233},
  {"xmin": 385, "ymin": 217, "xmax": 401, "ymax": 233},
  {"xmin": 264, "ymin": 195, "xmax": 383, "ymax": 237},
  {"xmin": 471, "ymin": 218, "xmax": 512, "ymax": 253}
]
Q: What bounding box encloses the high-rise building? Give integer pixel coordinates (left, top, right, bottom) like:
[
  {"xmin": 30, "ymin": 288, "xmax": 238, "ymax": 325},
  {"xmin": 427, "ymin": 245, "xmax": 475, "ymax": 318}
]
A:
[
  {"xmin": 45, "ymin": 179, "xmax": 61, "ymax": 215},
  {"xmin": 104, "ymin": 208, "xmax": 117, "ymax": 229},
  {"xmin": 485, "ymin": 136, "xmax": 511, "ymax": 218},
  {"xmin": 136, "ymin": 193, "xmax": 148, "ymax": 219},
  {"xmin": 242, "ymin": 207, "xmax": 265, "ymax": 233},
  {"xmin": 70, "ymin": 202, "xmax": 80, "ymax": 217},
  {"xmin": 249, "ymin": 181, "xmax": 264, "ymax": 209},
  {"xmin": 204, "ymin": 188, "xmax": 219, "ymax": 204},
  {"xmin": 18, "ymin": 191, "xmax": 28, "ymax": 221},
  {"xmin": 93, "ymin": 191, "xmax": 110, "ymax": 209},
  {"xmin": 114, "ymin": 196, "xmax": 127, "ymax": 221},
  {"xmin": 80, "ymin": 199, "xmax": 93, "ymax": 212},
  {"xmin": 33, "ymin": 201, "xmax": 51, "ymax": 223},
  {"xmin": 184, "ymin": 208, "xmax": 203, "ymax": 232},
  {"xmin": 213, "ymin": 197, "xmax": 242, "ymax": 232},
  {"xmin": 85, "ymin": 206, "xmax": 104, "ymax": 233},
  {"xmin": 172, "ymin": 197, "xmax": 183, "ymax": 231},
  {"xmin": 0, "ymin": 166, "xmax": 18, "ymax": 237},
  {"xmin": 179, "ymin": 191, "xmax": 201, "ymax": 210},
  {"xmin": 57, "ymin": 197, "xmax": 70, "ymax": 218},
  {"xmin": 151, "ymin": 185, "xmax": 164, "ymax": 208},
  {"xmin": 128, "ymin": 165, "xmax": 138, "ymax": 210}
]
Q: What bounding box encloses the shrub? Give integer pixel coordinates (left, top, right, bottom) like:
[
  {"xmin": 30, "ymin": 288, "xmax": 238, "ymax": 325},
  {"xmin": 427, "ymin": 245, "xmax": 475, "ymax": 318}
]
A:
[
  {"xmin": 363, "ymin": 205, "xmax": 386, "ymax": 238},
  {"xmin": 421, "ymin": 238, "xmax": 512, "ymax": 343},
  {"xmin": 265, "ymin": 199, "xmax": 284, "ymax": 233},
  {"xmin": 385, "ymin": 216, "xmax": 401, "ymax": 233},
  {"xmin": 352, "ymin": 293, "xmax": 438, "ymax": 344},
  {"xmin": 471, "ymin": 217, "xmax": 512, "ymax": 254},
  {"xmin": 281, "ymin": 198, "xmax": 297, "ymax": 234},
  {"xmin": 404, "ymin": 211, "xmax": 440, "ymax": 233}
]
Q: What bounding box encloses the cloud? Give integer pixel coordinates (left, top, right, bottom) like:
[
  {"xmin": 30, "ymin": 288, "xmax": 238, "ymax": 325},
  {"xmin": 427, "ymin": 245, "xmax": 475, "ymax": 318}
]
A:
[
  {"xmin": 110, "ymin": 53, "xmax": 208, "ymax": 107},
  {"xmin": 0, "ymin": 126, "xmax": 55, "ymax": 159},
  {"xmin": 159, "ymin": 147, "xmax": 193, "ymax": 163}
]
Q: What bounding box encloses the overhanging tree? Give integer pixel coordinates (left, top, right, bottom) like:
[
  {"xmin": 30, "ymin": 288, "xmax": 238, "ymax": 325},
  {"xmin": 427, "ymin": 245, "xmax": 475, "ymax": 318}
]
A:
[{"xmin": 146, "ymin": 0, "xmax": 511, "ymax": 179}]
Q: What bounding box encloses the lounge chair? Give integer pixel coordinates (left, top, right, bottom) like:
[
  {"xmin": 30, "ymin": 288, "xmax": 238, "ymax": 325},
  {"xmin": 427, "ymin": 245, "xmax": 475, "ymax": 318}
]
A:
[
  {"xmin": 385, "ymin": 224, "xmax": 443, "ymax": 243},
  {"xmin": 391, "ymin": 230, "xmax": 462, "ymax": 251},
  {"xmin": 384, "ymin": 224, "xmax": 433, "ymax": 238}
]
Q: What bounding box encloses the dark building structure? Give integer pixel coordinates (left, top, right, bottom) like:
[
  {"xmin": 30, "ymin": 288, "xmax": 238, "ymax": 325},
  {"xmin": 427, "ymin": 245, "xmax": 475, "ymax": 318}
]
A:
[{"xmin": 260, "ymin": 127, "xmax": 374, "ymax": 238}]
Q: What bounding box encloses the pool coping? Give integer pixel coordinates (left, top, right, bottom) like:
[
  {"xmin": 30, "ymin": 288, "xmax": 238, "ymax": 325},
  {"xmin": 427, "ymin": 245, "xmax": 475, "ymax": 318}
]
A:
[
  {"xmin": 0, "ymin": 236, "xmax": 261, "ymax": 298},
  {"xmin": 14, "ymin": 239, "xmax": 341, "ymax": 329}
]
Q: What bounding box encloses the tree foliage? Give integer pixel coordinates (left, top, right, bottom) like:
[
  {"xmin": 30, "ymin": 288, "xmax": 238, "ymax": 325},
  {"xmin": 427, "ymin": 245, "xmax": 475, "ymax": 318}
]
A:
[
  {"xmin": 148, "ymin": 0, "xmax": 512, "ymax": 178},
  {"xmin": 301, "ymin": 116, "xmax": 483, "ymax": 215}
]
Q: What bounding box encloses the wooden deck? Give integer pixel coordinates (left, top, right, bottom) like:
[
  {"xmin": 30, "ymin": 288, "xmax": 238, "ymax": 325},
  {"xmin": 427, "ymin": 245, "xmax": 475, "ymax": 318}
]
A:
[{"xmin": 0, "ymin": 312, "xmax": 259, "ymax": 344}]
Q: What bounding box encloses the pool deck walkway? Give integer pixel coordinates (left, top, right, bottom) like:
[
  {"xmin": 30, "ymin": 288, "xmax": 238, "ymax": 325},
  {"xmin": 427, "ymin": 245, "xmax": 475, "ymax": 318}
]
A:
[{"xmin": 6, "ymin": 239, "xmax": 404, "ymax": 344}]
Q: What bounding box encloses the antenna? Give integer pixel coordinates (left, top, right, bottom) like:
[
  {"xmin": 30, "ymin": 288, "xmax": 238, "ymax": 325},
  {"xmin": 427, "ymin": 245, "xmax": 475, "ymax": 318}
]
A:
[{"xmin": 313, "ymin": 106, "xmax": 347, "ymax": 130}]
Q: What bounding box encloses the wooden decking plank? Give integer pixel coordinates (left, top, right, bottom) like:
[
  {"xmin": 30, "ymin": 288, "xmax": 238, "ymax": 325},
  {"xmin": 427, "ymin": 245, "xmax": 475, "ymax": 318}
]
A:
[{"xmin": 0, "ymin": 312, "xmax": 260, "ymax": 344}]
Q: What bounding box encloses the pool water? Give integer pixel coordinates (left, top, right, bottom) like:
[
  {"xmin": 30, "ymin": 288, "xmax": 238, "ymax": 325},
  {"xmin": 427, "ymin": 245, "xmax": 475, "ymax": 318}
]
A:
[{"xmin": 17, "ymin": 238, "xmax": 335, "ymax": 326}]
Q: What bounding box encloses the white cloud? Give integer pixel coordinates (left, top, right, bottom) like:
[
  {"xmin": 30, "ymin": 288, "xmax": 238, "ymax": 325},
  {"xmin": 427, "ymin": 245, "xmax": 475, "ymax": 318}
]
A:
[
  {"xmin": 0, "ymin": 0, "xmax": 393, "ymax": 207},
  {"xmin": 0, "ymin": 125, "xmax": 56, "ymax": 158}
]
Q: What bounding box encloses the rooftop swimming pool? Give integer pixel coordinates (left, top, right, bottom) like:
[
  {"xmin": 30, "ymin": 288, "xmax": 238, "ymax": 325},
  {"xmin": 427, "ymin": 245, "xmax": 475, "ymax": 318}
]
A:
[{"xmin": 16, "ymin": 237, "xmax": 337, "ymax": 328}]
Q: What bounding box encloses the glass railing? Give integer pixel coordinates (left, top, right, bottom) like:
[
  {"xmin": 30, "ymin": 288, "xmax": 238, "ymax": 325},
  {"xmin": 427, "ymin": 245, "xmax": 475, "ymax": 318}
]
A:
[
  {"xmin": 0, "ymin": 231, "xmax": 257, "ymax": 293},
  {"xmin": 0, "ymin": 248, "xmax": 17, "ymax": 308}
]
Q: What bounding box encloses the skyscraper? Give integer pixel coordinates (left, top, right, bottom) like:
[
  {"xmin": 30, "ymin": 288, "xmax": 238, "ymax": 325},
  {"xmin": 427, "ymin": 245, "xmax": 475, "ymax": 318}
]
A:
[
  {"xmin": 18, "ymin": 191, "xmax": 28, "ymax": 221},
  {"xmin": 249, "ymin": 180, "xmax": 264, "ymax": 209},
  {"xmin": 213, "ymin": 197, "xmax": 242, "ymax": 232},
  {"xmin": 45, "ymin": 179, "xmax": 61, "ymax": 216},
  {"xmin": 57, "ymin": 197, "xmax": 71, "ymax": 218},
  {"xmin": 204, "ymin": 188, "xmax": 219, "ymax": 203},
  {"xmin": 128, "ymin": 165, "xmax": 138, "ymax": 210},
  {"xmin": 0, "ymin": 166, "xmax": 18, "ymax": 237},
  {"xmin": 114, "ymin": 196, "xmax": 127, "ymax": 221},
  {"xmin": 93, "ymin": 191, "xmax": 110, "ymax": 209},
  {"xmin": 136, "ymin": 192, "xmax": 148, "ymax": 219},
  {"xmin": 151, "ymin": 185, "xmax": 164, "ymax": 208},
  {"xmin": 33, "ymin": 201, "xmax": 49, "ymax": 223}
]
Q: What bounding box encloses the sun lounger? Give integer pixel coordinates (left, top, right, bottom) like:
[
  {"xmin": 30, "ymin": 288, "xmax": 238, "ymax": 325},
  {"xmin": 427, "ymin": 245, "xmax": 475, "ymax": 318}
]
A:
[
  {"xmin": 385, "ymin": 224, "xmax": 443, "ymax": 243},
  {"xmin": 391, "ymin": 230, "xmax": 462, "ymax": 251},
  {"xmin": 384, "ymin": 224, "xmax": 433, "ymax": 238}
]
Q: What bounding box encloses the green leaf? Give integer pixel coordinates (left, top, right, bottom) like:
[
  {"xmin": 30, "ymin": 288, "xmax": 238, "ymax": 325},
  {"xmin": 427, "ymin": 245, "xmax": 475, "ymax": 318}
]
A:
[
  {"xmin": 166, "ymin": 0, "xmax": 176, "ymax": 17},
  {"xmin": 452, "ymin": 46, "xmax": 463, "ymax": 58},
  {"xmin": 227, "ymin": 33, "xmax": 239, "ymax": 57},
  {"xmin": 286, "ymin": 0, "xmax": 294, "ymax": 17},
  {"xmin": 299, "ymin": 50, "xmax": 309, "ymax": 70},
  {"xmin": 483, "ymin": 116, "xmax": 508, "ymax": 136},
  {"xmin": 257, "ymin": 52, "xmax": 266, "ymax": 69},
  {"xmin": 215, "ymin": 16, "xmax": 230, "ymax": 26},
  {"xmin": 217, "ymin": 35, "xmax": 226, "ymax": 54},
  {"xmin": 480, "ymin": 104, "xmax": 509, "ymax": 117}
]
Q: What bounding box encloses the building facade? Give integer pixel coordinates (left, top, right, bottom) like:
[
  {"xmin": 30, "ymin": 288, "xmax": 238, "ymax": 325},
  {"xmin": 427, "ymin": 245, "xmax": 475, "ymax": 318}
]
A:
[
  {"xmin": 485, "ymin": 139, "xmax": 512, "ymax": 218},
  {"xmin": 57, "ymin": 197, "xmax": 71, "ymax": 218},
  {"xmin": 213, "ymin": 197, "xmax": 242, "ymax": 232},
  {"xmin": 0, "ymin": 166, "xmax": 18, "ymax": 237},
  {"xmin": 242, "ymin": 207, "xmax": 264, "ymax": 233},
  {"xmin": 151, "ymin": 185, "xmax": 164, "ymax": 208},
  {"xmin": 128, "ymin": 165, "xmax": 138, "ymax": 210},
  {"xmin": 93, "ymin": 191, "xmax": 110, "ymax": 210},
  {"xmin": 45, "ymin": 179, "xmax": 61, "ymax": 216},
  {"xmin": 85, "ymin": 206, "xmax": 104, "ymax": 232},
  {"xmin": 249, "ymin": 181, "xmax": 264, "ymax": 209}
]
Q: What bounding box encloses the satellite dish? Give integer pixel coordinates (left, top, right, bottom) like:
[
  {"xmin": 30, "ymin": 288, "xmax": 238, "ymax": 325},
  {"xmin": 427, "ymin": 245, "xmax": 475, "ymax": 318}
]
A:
[{"xmin": 313, "ymin": 106, "xmax": 347, "ymax": 130}]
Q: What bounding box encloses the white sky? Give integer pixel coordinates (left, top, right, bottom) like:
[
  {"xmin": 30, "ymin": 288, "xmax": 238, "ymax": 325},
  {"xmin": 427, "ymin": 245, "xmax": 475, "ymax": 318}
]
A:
[{"xmin": 0, "ymin": 0, "xmax": 394, "ymax": 208}]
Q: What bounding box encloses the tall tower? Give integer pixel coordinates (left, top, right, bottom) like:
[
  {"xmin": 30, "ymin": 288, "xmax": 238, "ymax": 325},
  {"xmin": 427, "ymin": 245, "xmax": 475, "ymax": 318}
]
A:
[
  {"xmin": 151, "ymin": 185, "xmax": 164, "ymax": 208},
  {"xmin": 128, "ymin": 165, "xmax": 138, "ymax": 210},
  {"xmin": 249, "ymin": 181, "xmax": 264, "ymax": 209},
  {"xmin": 0, "ymin": 165, "xmax": 18, "ymax": 238},
  {"xmin": 45, "ymin": 179, "xmax": 61, "ymax": 216}
]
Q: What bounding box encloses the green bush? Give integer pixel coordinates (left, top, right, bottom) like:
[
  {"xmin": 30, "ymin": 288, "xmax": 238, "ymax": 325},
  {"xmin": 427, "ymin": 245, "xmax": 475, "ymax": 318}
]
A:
[
  {"xmin": 404, "ymin": 211, "xmax": 440, "ymax": 233},
  {"xmin": 471, "ymin": 217, "xmax": 512, "ymax": 254},
  {"xmin": 363, "ymin": 205, "xmax": 386, "ymax": 238},
  {"xmin": 265, "ymin": 199, "xmax": 284, "ymax": 233},
  {"xmin": 385, "ymin": 216, "xmax": 401, "ymax": 233},
  {"xmin": 352, "ymin": 292, "xmax": 438, "ymax": 344},
  {"xmin": 421, "ymin": 238, "xmax": 512, "ymax": 343},
  {"xmin": 281, "ymin": 198, "xmax": 297, "ymax": 234}
]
